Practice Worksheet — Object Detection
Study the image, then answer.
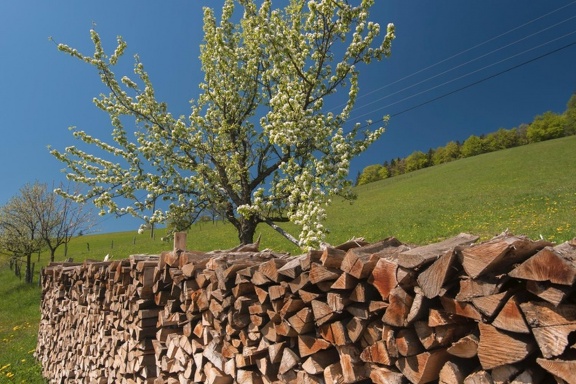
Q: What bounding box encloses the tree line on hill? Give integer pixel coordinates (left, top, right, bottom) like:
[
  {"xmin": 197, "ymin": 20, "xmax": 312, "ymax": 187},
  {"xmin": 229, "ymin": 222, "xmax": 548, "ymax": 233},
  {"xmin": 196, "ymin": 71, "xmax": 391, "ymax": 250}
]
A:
[{"xmin": 356, "ymin": 93, "xmax": 576, "ymax": 186}]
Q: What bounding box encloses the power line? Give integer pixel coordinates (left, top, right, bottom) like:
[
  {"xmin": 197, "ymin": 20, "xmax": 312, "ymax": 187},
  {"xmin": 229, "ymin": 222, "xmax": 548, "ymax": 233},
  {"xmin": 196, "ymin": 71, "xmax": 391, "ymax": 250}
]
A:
[
  {"xmin": 348, "ymin": 39, "xmax": 576, "ymax": 129},
  {"xmin": 351, "ymin": 14, "xmax": 576, "ymax": 114},
  {"xmin": 390, "ymin": 40, "xmax": 576, "ymax": 118},
  {"xmin": 352, "ymin": 0, "xmax": 576, "ymax": 102},
  {"xmin": 359, "ymin": 29, "xmax": 576, "ymax": 119}
]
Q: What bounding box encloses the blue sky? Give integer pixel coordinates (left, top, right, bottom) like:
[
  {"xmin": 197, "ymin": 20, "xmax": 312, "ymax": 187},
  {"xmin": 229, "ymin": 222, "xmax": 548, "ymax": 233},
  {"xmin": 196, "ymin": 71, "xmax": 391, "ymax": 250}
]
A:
[{"xmin": 1, "ymin": 1, "xmax": 575, "ymax": 233}]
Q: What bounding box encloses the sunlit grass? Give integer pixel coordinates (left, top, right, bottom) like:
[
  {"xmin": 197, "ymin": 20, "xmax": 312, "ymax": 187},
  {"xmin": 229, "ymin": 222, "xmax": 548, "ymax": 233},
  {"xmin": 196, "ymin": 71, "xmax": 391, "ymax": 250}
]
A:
[
  {"xmin": 0, "ymin": 267, "xmax": 44, "ymax": 383},
  {"xmin": 326, "ymin": 136, "xmax": 576, "ymax": 245}
]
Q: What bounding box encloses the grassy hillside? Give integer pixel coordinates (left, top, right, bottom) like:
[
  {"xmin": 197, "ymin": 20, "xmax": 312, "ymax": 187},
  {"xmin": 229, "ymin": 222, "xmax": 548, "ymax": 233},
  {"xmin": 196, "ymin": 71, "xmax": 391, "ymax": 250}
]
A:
[
  {"xmin": 327, "ymin": 135, "xmax": 576, "ymax": 245},
  {"xmin": 0, "ymin": 135, "xmax": 574, "ymax": 382}
]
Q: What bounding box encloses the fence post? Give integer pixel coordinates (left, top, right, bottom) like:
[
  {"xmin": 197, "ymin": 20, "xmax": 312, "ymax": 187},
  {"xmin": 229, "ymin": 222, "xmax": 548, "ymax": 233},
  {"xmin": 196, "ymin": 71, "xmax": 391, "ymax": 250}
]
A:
[{"xmin": 174, "ymin": 232, "xmax": 187, "ymax": 253}]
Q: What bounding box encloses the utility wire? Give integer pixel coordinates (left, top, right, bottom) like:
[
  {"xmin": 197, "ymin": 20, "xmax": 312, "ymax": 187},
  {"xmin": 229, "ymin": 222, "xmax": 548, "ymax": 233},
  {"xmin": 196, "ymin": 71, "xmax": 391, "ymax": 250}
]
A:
[
  {"xmin": 352, "ymin": 14, "xmax": 576, "ymax": 114},
  {"xmin": 389, "ymin": 40, "xmax": 576, "ymax": 118},
  {"xmin": 390, "ymin": 41, "xmax": 576, "ymax": 117},
  {"xmin": 351, "ymin": 0, "xmax": 576, "ymax": 102},
  {"xmin": 356, "ymin": 29, "xmax": 576, "ymax": 118},
  {"xmin": 347, "ymin": 38, "xmax": 576, "ymax": 129}
]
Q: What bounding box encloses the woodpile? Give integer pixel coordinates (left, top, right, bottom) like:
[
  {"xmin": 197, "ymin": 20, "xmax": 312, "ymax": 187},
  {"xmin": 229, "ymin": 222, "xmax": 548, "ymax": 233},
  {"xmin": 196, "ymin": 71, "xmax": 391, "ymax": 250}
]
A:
[{"xmin": 35, "ymin": 232, "xmax": 576, "ymax": 383}]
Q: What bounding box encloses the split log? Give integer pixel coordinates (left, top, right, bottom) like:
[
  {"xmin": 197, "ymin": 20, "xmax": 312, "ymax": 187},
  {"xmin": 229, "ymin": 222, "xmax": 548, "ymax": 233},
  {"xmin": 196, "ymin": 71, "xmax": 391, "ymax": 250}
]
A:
[
  {"xmin": 537, "ymin": 357, "xmax": 576, "ymax": 384},
  {"xmin": 477, "ymin": 322, "xmax": 536, "ymax": 370},
  {"xmin": 438, "ymin": 361, "xmax": 467, "ymax": 384},
  {"xmin": 398, "ymin": 233, "xmax": 479, "ymax": 269},
  {"xmin": 460, "ymin": 234, "xmax": 551, "ymax": 279},
  {"xmin": 370, "ymin": 257, "xmax": 399, "ymax": 301},
  {"xmin": 447, "ymin": 333, "xmax": 479, "ymax": 358},
  {"xmin": 463, "ymin": 370, "xmax": 493, "ymax": 384},
  {"xmin": 396, "ymin": 348, "xmax": 450, "ymax": 384},
  {"xmin": 340, "ymin": 237, "xmax": 403, "ymax": 279},
  {"xmin": 509, "ymin": 246, "xmax": 576, "ymax": 285},
  {"xmin": 490, "ymin": 295, "xmax": 530, "ymax": 334},
  {"xmin": 301, "ymin": 348, "xmax": 339, "ymax": 375},
  {"xmin": 298, "ymin": 335, "xmax": 331, "ymax": 358},
  {"xmin": 526, "ymin": 280, "xmax": 572, "ymax": 306},
  {"xmin": 382, "ymin": 286, "xmax": 414, "ymax": 327},
  {"xmin": 416, "ymin": 249, "xmax": 458, "ymax": 299},
  {"xmin": 520, "ymin": 301, "xmax": 576, "ymax": 358},
  {"xmin": 360, "ymin": 341, "xmax": 393, "ymax": 365},
  {"xmin": 368, "ymin": 364, "xmax": 404, "ymax": 384}
]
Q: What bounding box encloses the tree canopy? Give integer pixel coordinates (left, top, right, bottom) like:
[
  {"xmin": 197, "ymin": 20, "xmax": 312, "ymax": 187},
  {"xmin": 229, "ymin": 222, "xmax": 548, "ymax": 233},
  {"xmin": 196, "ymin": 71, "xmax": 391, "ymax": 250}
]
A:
[
  {"xmin": 0, "ymin": 182, "xmax": 92, "ymax": 282},
  {"xmin": 50, "ymin": 0, "xmax": 395, "ymax": 248}
]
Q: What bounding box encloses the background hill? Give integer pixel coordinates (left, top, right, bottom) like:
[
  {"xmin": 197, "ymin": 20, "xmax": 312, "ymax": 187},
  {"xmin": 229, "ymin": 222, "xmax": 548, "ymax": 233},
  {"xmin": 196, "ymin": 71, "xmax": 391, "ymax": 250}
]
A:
[{"xmin": 0, "ymin": 135, "xmax": 575, "ymax": 381}]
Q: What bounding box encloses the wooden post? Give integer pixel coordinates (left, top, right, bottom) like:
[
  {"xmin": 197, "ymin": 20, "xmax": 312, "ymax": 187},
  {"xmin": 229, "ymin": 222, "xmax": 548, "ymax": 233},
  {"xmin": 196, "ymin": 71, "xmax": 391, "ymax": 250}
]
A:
[{"xmin": 174, "ymin": 232, "xmax": 187, "ymax": 252}]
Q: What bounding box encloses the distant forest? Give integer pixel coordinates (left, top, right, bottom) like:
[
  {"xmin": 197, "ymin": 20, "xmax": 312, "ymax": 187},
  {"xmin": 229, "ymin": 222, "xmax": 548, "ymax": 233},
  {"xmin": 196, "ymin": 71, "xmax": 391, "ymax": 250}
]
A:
[{"xmin": 356, "ymin": 93, "xmax": 576, "ymax": 186}]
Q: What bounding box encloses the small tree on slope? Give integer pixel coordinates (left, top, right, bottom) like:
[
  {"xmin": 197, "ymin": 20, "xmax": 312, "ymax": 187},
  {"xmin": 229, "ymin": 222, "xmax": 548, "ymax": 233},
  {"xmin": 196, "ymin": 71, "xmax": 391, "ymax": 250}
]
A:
[{"xmin": 50, "ymin": 0, "xmax": 395, "ymax": 249}]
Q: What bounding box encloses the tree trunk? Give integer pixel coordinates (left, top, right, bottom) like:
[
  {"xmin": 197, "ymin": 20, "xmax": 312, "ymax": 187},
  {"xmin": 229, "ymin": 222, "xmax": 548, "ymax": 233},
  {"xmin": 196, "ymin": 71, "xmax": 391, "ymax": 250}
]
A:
[
  {"xmin": 25, "ymin": 253, "xmax": 32, "ymax": 284},
  {"xmin": 238, "ymin": 217, "xmax": 258, "ymax": 245}
]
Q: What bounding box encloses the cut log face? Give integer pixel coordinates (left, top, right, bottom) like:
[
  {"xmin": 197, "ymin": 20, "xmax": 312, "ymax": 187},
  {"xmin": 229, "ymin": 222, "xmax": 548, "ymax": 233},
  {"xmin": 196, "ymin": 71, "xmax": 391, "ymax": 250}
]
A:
[
  {"xmin": 416, "ymin": 249, "xmax": 458, "ymax": 299},
  {"xmin": 456, "ymin": 274, "xmax": 508, "ymax": 302},
  {"xmin": 382, "ymin": 286, "xmax": 414, "ymax": 327},
  {"xmin": 471, "ymin": 291, "xmax": 509, "ymax": 318},
  {"xmin": 395, "ymin": 328, "xmax": 425, "ymax": 357},
  {"xmin": 491, "ymin": 295, "xmax": 530, "ymax": 334},
  {"xmin": 526, "ymin": 280, "xmax": 572, "ymax": 307},
  {"xmin": 447, "ymin": 333, "xmax": 479, "ymax": 359},
  {"xmin": 360, "ymin": 341, "xmax": 393, "ymax": 365},
  {"xmin": 368, "ymin": 364, "xmax": 404, "ymax": 384},
  {"xmin": 460, "ymin": 235, "xmax": 551, "ymax": 279},
  {"xmin": 298, "ymin": 335, "xmax": 331, "ymax": 358},
  {"xmin": 440, "ymin": 297, "xmax": 483, "ymax": 321},
  {"xmin": 537, "ymin": 357, "xmax": 576, "ymax": 384},
  {"xmin": 396, "ymin": 348, "xmax": 450, "ymax": 384},
  {"xmin": 438, "ymin": 360, "xmax": 467, "ymax": 384},
  {"xmin": 520, "ymin": 301, "xmax": 576, "ymax": 358},
  {"xmin": 320, "ymin": 247, "xmax": 347, "ymax": 269},
  {"xmin": 509, "ymin": 247, "xmax": 576, "ymax": 286},
  {"xmin": 477, "ymin": 323, "xmax": 536, "ymax": 370},
  {"xmin": 301, "ymin": 348, "xmax": 339, "ymax": 375},
  {"xmin": 490, "ymin": 364, "xmax": 520, "ymax": 383},
  {"xmin": 370, "ymin": 257, "xmax": 399, "ymax": 301},
  {"xmin": 340, "ymin": 237, "xmax": 403, "ymax": 279}
]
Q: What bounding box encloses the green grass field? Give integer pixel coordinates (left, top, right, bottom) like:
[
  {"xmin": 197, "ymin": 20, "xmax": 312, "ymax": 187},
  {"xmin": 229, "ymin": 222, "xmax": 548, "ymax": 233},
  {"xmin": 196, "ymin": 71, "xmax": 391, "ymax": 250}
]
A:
[{"xmin": 0, "ymin": 135, "xmax": 575, "ymax": 382}]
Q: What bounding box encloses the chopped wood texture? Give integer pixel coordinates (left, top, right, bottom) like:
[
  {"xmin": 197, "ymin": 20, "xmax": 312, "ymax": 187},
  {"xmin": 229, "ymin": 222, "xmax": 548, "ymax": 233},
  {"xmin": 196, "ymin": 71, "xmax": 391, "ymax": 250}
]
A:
[
  {"xmin": 397, "ymin": 348, "xmax": 450, "ymax": 384},
  {"xmin": 537, "ymin": 357, "xmax": 576, "ymax": 384},
  {"xmin": 416, "ymin": 249, "xmax": 458, "ymax": 298},
  {"xmin": 398, "ymin": 233, "xmax": 479, "ymax": 269},
  {"xmin": 490, "ymin": 294, "xmax": 530, "ymax": 334},
  {"xmin": 520, "ymin": 301, "xmax": 576, "ymax": 358},
  {"xmin": 438, "ymin": 360, "xmax": 467, "ymax": 383},
  {"xmin": 509, "ymin": 246, "xmax": 576, "ymax": 285},
  {"xmin": 477, "ymin": 322, "xmax": 536, "ymax": 370},
  {"xmin": 36, "ymin": 233, "xmax": 576, "ymax": 383},
  {"xmin": 447, "ymin": 334, "xmax": 479, "ymax": 358},
  {"xmin": 460, "ymin": 234, "xmax": 551, "ymax": 278}
]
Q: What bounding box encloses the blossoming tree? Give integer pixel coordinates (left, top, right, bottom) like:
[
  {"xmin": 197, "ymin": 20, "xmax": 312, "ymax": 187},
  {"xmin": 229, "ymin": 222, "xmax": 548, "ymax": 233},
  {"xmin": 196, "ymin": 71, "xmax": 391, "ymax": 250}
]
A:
[{"xmin": 50, "ymin": 0, "xmax": 395, "ymax": 248}]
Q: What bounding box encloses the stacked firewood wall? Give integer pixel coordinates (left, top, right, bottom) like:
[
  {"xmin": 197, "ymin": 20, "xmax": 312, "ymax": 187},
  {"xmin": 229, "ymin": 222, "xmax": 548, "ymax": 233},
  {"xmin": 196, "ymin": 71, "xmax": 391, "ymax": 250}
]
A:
[{"xmin": 36, "ymin": 232, "xmax": 576, "ymax": 383}]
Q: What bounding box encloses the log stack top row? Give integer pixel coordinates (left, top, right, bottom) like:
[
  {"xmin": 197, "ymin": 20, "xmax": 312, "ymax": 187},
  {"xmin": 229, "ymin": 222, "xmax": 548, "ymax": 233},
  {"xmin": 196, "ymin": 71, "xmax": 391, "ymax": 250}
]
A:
[{"xmin": 36, "ymin": 232, "xmax": 576, "ymax": 384}]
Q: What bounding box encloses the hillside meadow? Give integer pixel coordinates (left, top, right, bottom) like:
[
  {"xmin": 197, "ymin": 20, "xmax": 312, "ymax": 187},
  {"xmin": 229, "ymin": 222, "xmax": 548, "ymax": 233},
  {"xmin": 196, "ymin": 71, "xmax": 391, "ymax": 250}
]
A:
[{"xmin": 0, "ymin": 135, "xmax": 574, "ymax": 382}]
